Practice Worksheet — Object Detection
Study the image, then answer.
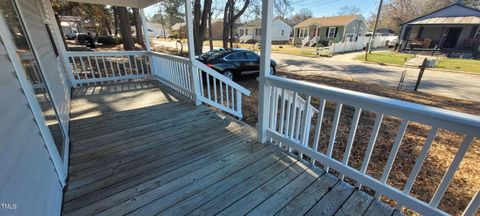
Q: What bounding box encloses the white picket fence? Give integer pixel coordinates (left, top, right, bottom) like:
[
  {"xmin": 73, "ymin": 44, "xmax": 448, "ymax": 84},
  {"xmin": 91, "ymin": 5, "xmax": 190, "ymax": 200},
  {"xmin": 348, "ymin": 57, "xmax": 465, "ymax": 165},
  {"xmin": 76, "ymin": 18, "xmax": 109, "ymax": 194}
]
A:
[{"xmin": 327, "ymin": 36, "xmax": 398, "ymax": 54}]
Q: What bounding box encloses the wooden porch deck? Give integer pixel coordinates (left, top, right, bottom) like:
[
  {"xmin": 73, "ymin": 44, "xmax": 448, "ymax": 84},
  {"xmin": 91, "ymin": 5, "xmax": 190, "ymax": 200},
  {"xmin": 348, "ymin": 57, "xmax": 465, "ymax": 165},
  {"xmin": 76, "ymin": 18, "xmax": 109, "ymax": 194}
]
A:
[{"xmin": 62, "ymin": 81, "xmax": 398, "ymax": 216}]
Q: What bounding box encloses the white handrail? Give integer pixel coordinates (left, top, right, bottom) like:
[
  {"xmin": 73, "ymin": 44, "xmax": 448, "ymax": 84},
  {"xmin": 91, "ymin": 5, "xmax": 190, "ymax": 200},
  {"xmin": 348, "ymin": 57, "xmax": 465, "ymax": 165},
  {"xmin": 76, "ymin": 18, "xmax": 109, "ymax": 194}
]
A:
[
  {"xmin": 193, "ymin": 60, "xmax": 251, "ymax": 96},
  {"xmin": 66, "ymin": 51, "xmax": 151, "ymax": 86},
  {"xmin": 266, "ymin": 76, "xmax": 480, "ymax": 136},
  {"xmin": 66, "ymin": 51, "xmax": 148, "ymax": 57},
  {"xmin": 264, "ymin": 75, "xmax": 480, "ymax": 216},
  {"xmin": 148, "ymin": 51, "xmax": 251, "ymax": 118}
]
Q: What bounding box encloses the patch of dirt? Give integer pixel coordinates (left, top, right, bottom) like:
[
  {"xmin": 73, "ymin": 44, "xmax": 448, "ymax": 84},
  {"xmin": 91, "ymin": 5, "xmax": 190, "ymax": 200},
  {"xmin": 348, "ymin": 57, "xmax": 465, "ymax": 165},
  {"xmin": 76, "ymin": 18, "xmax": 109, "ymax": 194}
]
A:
[{"xmin": 236, "ymin": 71, "xmax": 480, "ymax": 215}]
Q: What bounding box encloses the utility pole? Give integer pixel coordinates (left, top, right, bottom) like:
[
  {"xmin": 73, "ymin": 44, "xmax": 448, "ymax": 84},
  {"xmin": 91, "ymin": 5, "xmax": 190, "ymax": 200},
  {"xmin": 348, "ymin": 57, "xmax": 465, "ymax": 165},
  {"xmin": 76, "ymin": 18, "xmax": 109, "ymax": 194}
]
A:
[{"xmin": 367, "ymin": 0, "xmax": 383, "ymax": 54}]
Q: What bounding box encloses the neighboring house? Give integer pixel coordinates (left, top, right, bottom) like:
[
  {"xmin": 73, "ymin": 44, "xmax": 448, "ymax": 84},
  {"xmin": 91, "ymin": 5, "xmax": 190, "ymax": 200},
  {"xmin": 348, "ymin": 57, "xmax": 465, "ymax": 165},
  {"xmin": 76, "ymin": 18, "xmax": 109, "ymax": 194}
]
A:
[
  {"xmin": 399, "ymin": 0, "xmax": 480, "ymax": 58},
  {"xmin": 146, "ymin": 22, "xmax": 169, "ymax": 38},
  {"xmin": 376, "ymin": 28, "xmax": 396, "ymax": 36},
  {"xmin": 59, "ymin": 16, "xmax": 83, "ymax": 39},
  {"xmin": 170, "ymin": 22, "xmax": 187, "ymax": 39},
  {"xmin": 237, "ymin": 18, "xmax": 292, "ymax": 43},
  {"xmin": 293, "ymin": 15, "xmax": 368, "ymax": 47},
  {"xmin": 206, "ymin": 19, "xmax": 224, "ymax": 40}
]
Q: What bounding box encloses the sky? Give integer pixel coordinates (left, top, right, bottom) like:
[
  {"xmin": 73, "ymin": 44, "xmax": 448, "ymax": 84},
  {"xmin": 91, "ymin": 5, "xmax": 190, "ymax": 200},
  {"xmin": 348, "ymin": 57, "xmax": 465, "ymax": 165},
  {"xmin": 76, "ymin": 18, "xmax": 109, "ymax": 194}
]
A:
[
  {"xmin": 144, "ymin": 0, "xmax": 382, "ymax": 20},
  {"xmin": 290, "ymin": 0, "xmax": 381, "ymax": 17}
]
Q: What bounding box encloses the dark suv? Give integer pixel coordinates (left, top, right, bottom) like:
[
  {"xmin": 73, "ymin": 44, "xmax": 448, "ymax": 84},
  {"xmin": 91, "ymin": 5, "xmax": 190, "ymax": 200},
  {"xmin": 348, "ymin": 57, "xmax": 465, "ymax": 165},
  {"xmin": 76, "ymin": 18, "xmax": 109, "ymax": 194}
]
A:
[{"xmin": 197, "ymin": 49, "xmax": 276, "ymax": 80}]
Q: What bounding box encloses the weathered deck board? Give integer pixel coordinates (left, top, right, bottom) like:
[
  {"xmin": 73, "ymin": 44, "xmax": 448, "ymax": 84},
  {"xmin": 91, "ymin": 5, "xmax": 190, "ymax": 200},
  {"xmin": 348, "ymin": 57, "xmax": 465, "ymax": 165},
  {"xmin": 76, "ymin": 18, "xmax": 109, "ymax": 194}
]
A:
[{"xmin": 63, "ymin": 81, "xmax": 398, "ymax": 216}]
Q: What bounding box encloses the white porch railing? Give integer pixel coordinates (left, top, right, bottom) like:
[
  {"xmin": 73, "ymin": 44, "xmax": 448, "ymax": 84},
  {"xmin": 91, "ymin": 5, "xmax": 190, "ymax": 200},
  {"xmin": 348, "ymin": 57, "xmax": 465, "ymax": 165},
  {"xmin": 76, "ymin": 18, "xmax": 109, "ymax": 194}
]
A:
[
  {"xmin": 66, "ymin": 50, "xmax": 251, "ymax": 118},
  {"xmin": 192, "ymin": 61, "xmax": 251, "ymax": 118},
  {"xmin": 302, "ymin": 36, "xmax": 310, "ymax": 47},
  {"xmin": 150, "ymin": 52, "xmax": 194, "ymax": 99},
  {"xmin": 263, "ymin": 75, "xmax": 480, "ymax": 216},
  {"xmin": 150, "ymin": 51, "xmax": 251, "ymax": 118},
  {"xmin": 66, "ymin": 51, "xmax": 151, "ymax": 86}
]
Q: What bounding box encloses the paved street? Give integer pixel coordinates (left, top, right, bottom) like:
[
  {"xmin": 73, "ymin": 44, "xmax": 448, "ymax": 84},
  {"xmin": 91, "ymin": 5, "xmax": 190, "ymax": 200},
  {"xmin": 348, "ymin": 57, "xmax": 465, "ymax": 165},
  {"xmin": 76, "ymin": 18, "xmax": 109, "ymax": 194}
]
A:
[
  {"xmin": 272, "ymin": 52, "xmax": 480, "ymax": 102},
  {"xmin": 152, "ymin": 39, "xmax": 480, "ymax": 102}
]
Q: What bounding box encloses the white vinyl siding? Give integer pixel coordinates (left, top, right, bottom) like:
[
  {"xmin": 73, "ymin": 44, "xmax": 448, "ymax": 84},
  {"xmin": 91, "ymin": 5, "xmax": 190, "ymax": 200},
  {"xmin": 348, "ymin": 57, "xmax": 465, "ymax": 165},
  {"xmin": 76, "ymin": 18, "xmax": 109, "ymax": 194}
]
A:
[
  {"xmin": 17, "ymin": 0, "xmax": 71, "ymax": 133},
  {"xmin": 0, "ymin": 41, "xmax": 63, "ymax": 216}
]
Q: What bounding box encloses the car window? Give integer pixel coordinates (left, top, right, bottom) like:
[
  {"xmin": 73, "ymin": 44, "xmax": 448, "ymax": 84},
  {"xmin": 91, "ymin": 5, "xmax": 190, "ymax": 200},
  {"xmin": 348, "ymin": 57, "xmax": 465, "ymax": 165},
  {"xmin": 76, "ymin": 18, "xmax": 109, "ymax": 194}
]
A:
[
  {"xmin": 245, "ymin": 52, "xmax": 259, "ymax": 60},
  {"xmin": 225, "ymin": 52, "xmax": 247, "ymax": 61}
]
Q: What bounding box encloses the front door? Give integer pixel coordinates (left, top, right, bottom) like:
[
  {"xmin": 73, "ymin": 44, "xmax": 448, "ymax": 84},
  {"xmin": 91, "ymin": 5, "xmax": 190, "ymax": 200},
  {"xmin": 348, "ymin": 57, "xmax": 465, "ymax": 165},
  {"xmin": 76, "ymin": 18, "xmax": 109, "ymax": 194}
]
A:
[{"xmin": 443, "ymin": 27, "xmax": 462, "ymax": 48}]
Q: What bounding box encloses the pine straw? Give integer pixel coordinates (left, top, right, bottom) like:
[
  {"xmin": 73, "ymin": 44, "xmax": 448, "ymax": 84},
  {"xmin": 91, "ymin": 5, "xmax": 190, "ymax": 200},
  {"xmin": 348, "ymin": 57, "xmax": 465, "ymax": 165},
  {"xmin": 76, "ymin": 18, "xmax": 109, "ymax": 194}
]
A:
[{"xmin": 237, "ymin": 71, "xmax": 480, "ymax": 215}]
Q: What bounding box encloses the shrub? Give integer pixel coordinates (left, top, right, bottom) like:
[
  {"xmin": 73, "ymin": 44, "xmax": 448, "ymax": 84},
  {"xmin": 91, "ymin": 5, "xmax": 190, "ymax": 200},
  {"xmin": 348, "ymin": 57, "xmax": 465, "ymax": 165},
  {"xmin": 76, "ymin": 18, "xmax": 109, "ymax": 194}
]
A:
[
  {"xmin": 316, "ymin": 40, "xmax": 330, "ymax": 47},
  {"xmin": 97, "ymin": 36, "xmax": 122, "ymax": 45}
]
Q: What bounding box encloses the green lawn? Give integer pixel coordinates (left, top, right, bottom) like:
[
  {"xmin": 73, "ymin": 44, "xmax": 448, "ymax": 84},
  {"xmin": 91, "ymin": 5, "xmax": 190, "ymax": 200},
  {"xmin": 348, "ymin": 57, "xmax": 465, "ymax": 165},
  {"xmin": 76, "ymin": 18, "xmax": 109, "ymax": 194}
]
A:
[
  {"xmin": 437, "ymin": 58, "xmax": 480, "ymax": 74},
  {"xmin": 357, "ymin": 52, "xmax": 414, "ymax": 65}
]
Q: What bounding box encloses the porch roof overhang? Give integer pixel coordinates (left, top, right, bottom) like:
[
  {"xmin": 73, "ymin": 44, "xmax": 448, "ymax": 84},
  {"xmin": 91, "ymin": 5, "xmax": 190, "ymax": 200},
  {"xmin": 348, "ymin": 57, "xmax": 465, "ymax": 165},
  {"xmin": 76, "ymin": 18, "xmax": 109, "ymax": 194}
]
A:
[
  {"xmin": 64, "ymin": 0, "xmax": 161, "ymax": 8},
  {"xmin": 408, "ymin": 16, "xmax": 480, "ymax": 25}
]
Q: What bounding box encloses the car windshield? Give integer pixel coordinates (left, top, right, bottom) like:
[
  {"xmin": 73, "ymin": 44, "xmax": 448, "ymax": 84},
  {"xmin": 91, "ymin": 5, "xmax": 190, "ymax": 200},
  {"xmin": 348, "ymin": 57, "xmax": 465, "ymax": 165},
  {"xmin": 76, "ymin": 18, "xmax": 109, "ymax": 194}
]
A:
[{"xmin": 199, "ymin": 50, "xmax": 228, "ymax": 61}]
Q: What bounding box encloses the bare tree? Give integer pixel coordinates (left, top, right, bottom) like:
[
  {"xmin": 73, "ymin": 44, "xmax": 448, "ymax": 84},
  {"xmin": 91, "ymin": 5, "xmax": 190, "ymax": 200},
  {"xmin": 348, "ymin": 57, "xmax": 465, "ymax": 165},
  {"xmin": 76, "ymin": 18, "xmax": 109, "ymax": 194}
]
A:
[
  {"xmin": 337, "ymin": 6, "xmax": 361, "ymax": 15},
  {"xmin": 116, "ymin": 7, "xmax": 135, "ymax": 50},
  {"xmin": 285, "ymin": 8, "xmax": 313, "ymax": 26},
  {"xmin": 274, "ymin": 0, "xmax": 293, "ymax": 19},
  {"xmin": 132, "ymin": 8, "xmax": 145, "ymax": 49},
  {"xmin": 193, "ymin": 0, "xmax": 213, "ymax": 54},
  {"xmin": 222, "ymin": 0, "xmax": 251, "ymax": 49}
]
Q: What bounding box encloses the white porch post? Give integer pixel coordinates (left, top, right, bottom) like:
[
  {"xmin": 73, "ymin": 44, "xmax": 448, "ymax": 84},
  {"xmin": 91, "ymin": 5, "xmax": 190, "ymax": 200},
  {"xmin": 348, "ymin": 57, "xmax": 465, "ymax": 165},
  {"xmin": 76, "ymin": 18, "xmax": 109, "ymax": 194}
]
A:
[
  {"xmin": 184, "ymin": 0, "xmax": 202, "ymax": 105},
  {"xmin": 141, "ymin": 9, "xmax": 156, "ymax": 78},
  {"xmin": 258, "ymin": 0, "xmax": 274, "ymax": 143}
]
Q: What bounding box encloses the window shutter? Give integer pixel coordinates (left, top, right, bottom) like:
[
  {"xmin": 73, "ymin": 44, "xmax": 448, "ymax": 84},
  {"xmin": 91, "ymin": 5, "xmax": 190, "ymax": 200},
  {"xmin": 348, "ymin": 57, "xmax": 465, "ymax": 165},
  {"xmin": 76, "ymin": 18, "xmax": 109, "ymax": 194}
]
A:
[
  {"xmin": 334, "ymin": 27, "xmax": 338, "ymax": 37},
  {"xmin": 326, "ymin": 27, "xmax": 329, "ymax": 37}
]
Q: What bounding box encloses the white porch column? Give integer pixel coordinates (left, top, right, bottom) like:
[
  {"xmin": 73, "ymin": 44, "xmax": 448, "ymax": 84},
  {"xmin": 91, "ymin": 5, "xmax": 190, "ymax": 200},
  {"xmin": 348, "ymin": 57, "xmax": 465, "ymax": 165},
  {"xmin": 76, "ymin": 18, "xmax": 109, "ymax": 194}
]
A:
[
  {"xmin": 141, "ymin": 9, "xmax": 157, "ymax": 79},
  {"xmin": 184, "ymin": 0, "xmax": 202, "ymax": 105},
  {"xmin": 258, "ymin": 0, "xmax": 274, "ymax": 143}
]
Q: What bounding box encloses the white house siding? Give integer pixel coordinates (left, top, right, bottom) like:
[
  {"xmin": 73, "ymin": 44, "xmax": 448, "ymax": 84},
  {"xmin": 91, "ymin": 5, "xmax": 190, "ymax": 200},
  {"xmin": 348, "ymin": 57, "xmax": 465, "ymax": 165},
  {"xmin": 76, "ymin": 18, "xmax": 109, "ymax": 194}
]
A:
[
  {"xmin": 17, "ymin": 0, "xmax": 71, "ymax": 132},
  {"xmin": 0, "ymin": 41, "xmax": 63, "ymax": 216},
  {"xmin": 271, "ymin": 20, "xmax": 291, "ymax": 42}
]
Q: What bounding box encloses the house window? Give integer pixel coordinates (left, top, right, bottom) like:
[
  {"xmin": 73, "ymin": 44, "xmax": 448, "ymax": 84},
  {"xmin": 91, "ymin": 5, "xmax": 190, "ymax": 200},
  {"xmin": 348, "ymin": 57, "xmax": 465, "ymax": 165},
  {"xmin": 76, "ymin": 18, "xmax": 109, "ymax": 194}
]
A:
[
  {"xmin": 281, "ymin": 29, "xmax": 284, "ymax": 36},
  {"xmin": 245, "ymin": 29, "xmax": 248, "ymax": 35},
  {"xmin": 299, "ymin": 29, "xmax": 308, "ymax": 38},
  {"xmin": 475, "ymin": 27, "xmax": 480, "ymax": 39},
  {"xmin": 352, "ymin": 27, "xmax": 357, "ymax": 34},
  {"xmin": 328, "ymin": 27, "xmax": 336, "ymax": 38}
]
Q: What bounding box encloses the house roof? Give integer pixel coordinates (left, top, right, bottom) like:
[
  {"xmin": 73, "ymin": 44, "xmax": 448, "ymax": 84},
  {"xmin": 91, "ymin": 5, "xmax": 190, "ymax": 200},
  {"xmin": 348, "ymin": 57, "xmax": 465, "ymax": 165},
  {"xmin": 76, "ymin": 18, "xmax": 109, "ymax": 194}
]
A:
[
  {"xmin": 402, "ymin": 3, "xmax": 480, "ymax": 25},
  {"xmin": 294, "ymin": 15, "xmax": 360, "ymax": 28},
  {"xmin": 170, "ymin": 22, "xmax": 186, "ymax": 31},
  {"xmin": 410, "ymin": 16, "xmax": 480, "ymax": 25},
  {"xmin": 239, "ymin": 18, "xmax": 291, "ymax": 28}
]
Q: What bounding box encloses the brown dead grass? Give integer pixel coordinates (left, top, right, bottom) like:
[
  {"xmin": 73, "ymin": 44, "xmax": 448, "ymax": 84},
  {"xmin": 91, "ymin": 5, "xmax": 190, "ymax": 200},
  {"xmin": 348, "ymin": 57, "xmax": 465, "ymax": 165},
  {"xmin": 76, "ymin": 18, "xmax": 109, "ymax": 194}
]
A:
[{"xmin": 237, "ymin": 71, "xmax": 480, "ymax": 216}]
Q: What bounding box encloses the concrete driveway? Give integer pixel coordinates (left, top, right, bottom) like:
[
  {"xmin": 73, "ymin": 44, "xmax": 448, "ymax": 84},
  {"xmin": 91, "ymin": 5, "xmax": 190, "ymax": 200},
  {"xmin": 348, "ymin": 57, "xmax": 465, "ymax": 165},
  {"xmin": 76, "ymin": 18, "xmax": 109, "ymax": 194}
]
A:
[{"xmin": 272, "ymin": 53, "xmax": 480, "ymax": 102}]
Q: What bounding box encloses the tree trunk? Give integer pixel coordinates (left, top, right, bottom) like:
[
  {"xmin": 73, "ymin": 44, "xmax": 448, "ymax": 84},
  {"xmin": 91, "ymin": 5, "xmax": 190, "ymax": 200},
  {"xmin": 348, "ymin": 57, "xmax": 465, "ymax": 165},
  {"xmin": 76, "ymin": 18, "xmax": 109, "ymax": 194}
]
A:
[
  {"xmin": 133, "ymin": 8, "xmax": 145, "ymax": 49},
  {"xmin": 113, "ymin": 7, "xmax": 119, "ymax": 36},
  {"xmin": 229, "ymin": 3, "xmax": 234, "ymax": 48},
  {"xmin": 193, "ymin": 0, "xmax": 212, "ymax": 55},
  {"xmin": 208, "ymin": 12, "xmax": 213, "ymax": 50},
  {"xmin": 222, "ymin": 0, "xmax": 250, "ymax": 49},
  {"xmin": 117, "ymin": 7, "xmax": 135, "ymax": 50}
]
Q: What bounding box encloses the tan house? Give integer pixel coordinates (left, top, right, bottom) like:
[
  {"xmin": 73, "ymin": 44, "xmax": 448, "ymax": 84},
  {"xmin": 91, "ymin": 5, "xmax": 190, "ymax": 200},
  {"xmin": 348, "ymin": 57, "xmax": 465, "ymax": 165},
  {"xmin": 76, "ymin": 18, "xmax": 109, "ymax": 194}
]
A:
[{"xmin": 293, "ymin": 15, "xmax": 368, "ymax": 47}]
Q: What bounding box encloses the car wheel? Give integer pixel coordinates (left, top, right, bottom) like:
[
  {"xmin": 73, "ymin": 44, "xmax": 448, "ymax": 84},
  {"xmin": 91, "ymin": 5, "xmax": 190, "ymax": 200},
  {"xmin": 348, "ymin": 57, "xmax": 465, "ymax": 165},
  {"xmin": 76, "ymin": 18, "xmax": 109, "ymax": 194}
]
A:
[
  {"xmin": 270, "ymin": 65, "xmax": 276, "ymax": 75},
  {"xmin": 222, "ymin": 70, "xmax": 234, "ymax": 81}
]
